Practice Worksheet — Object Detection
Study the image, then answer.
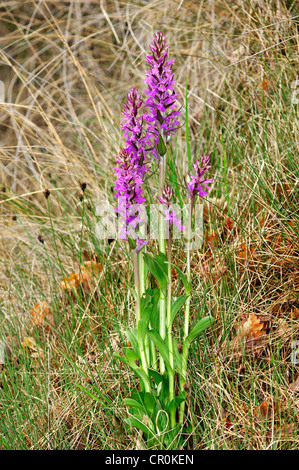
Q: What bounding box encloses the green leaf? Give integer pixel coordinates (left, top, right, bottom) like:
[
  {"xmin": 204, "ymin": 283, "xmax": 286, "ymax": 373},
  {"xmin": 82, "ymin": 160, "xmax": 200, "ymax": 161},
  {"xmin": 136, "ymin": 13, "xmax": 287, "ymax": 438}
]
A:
[
  {"xmin": 149, "ymin": 368, "xmax": 163, "ymax": 386},
  {"xmin": 148, "ymin": 329, "xmax": 173, "ymax": 373},
  {"xmin": 144, "ymin": 393, "xmax": 156, "ymax": 415},
  {"xmin": 137, "ymin": 318, "xmax": 148, "ymax": 345},
  {"xmin": 157, "ymin": 134, "xmax": 167, "ymax": 156},
  {"xmin": 76, "ymin": 384, "xmax": 102, "ymax": 404},
  {"xmin": 184, "ymin": 316, "xmax": 214, "ymax": 346},
  {"xmin": 143, "ymin": 253, "xmax": 169, "ymax": 292},
  {"xmin": 124, "ymin": 398, "xmax": 145, "ymax": 412},
  {"xmin": 125, "ymin": 328, "xmax": 138, "ymax": 354},
  {"xmin": 172, "ymin": 337, "xmax": 183, "ymax": 375},
  {"xmin": 155, "ymin": 252, "xmax": 168, "ymax": 276},
  {"xmin": 124, "ymin": 417, "xmax": 154, "ymax": 436},
  {"xmin": 150, "ymin": 296, "xmax": 160, "ymax": 332},
  {"xmin": 137, "ymin": 289, "xmax": 160, "ymax": 343},
  {"xmin": 113, "ymin": 349, "xmax": 140, "ymax": 369},
  {"xmin": 114, "ymin": 350, "xmax": 151, "ymax": 389},
  {"xmin": 130, "ymin": 288, "xmax": 137, "ymax": 302},
  {"xmin": 170, "ymin": 295, "xmax": 189, "ymax": 327},
  {"xmin": 140, "ymin": 288, "xmax": 155, "ymax": 314},
  {"xmin": 168, "ymin": 263, "xmax": 191, "ymax": 295},
  {"xmin": 168, "ymin": 391, "xmax": 186, "ymax": 416}
]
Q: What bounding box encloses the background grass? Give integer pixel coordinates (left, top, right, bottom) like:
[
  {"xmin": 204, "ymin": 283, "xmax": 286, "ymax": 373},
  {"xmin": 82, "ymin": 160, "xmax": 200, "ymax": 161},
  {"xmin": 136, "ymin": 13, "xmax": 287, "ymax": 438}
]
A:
[{"xmin": 0, "ymin": 0, "xmax": 298, "ymax": 449}]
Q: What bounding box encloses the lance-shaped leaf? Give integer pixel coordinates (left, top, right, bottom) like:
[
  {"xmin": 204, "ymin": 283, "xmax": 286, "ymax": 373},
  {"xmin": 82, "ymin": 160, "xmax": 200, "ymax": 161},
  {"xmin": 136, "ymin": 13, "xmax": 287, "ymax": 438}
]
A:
[
  {"xmin": 113, "ymin": 349, "xmax": 140, "ymax": 368},
  {"xmin": 155, "ymin": 252, "xmax": 168, "ymax": 275},
  {"xmin": 184, "ymin": 315, "xmax": 214, "ymax": 348},
  {"xmin": 168, "ymin": 391, "xmax": 186, "ymax": 417},
  {"xmin": 148, "ymin": 329, "xmax": 173, "ymax": 373},
  {"xmin": 124, "ymin": 398, "xmax": 146, "ymax": 412},
  {"xmin": 150, "ymin": 299, "xmax": 160, "ymax": 332},
  {"xmin": 143, "ymin": 253, "xmax": 169, "ymax": 292},
  {"xmin": 125, "ymin": 328, "xmax": 138, "ymax": 354},
  {"xmin": 167, "ymin": 263, "xmax": 191, "ymax": 295},
  {"xmin": 148, "ymin": 368, "xmax": 163, "ymax": 386},
  {"xmin": 114, "ymin": 349, "xmax": 150, "ymax": 387},
  {"xmin": 140, "ymin": 288, "xmax": 155, "ymax": 314},
  {"xmin": 169, "ymin": 294, "xmax": 189, "ymax": 328},
  {"xmin": 144, "ymin": 392, "xmax": 157, "ymax": 415},
  {"xmin": 124, "ymin": 417, "xmax": 155, "ymax": 436},
  {"xmin": 157, "ymin": 133, "xmax": 167, "ymax": 156},
  {"xmin": 172, "ymin": 337, "xmax": 183, "ymax": 376},
  {"xmin": 137, "ymin": 289, "xmax": 160, "ymax": 343}
]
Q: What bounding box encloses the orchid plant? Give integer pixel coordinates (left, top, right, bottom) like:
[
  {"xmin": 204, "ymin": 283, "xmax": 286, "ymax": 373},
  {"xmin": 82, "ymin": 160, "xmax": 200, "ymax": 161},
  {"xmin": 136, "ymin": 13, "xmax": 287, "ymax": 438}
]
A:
[{"xmin": 113, "ymin": 32, "xmax": 214, "ymax": 448}]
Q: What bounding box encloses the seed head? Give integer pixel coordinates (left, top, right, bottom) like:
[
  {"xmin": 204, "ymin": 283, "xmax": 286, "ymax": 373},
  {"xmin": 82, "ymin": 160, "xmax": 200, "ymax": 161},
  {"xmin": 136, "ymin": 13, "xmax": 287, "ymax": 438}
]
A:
[{"xmin": 43, "ymin": 188, "xmax": 50, "ymax": 199}]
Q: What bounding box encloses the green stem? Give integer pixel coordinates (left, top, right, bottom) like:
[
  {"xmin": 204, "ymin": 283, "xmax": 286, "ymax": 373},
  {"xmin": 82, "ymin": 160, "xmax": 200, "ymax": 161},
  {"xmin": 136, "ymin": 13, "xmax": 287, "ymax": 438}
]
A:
[
  {"xmin": 139, "ymin": 250, "xmax": 145, "ymax": 298},
  {"xmin": 158, "ymin": 155, "xmax": 167, "ymax": 374},
  {"xmin": 139, "ymin": 250, "xmax": 151, "ymax": 366},
  {"xmin": 133, "ymin": 248, "xmax": 150, "ymax": 392},
  {"xmin": 183, "ymin": 197, "xmax": 194, "ymax": 338},
  {"xmin": 166, "ymin": 235, "xmax": 176, "ymax": 427},
  {"xmin": 132, "ymin": 249, "xmax": 141, "ymax": 325},
  {"xmin": 179, "ymin": 197, "xmax": 194, "ymax": 426}
]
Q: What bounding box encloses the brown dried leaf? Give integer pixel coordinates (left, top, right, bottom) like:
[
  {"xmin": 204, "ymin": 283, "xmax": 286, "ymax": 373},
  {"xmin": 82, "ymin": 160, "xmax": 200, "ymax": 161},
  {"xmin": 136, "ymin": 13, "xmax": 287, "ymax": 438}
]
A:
[
  {"xmin": 79, "ymin": 261, "xmax": 102, "ymax": 292},
  {"xmin": 21, "ymin": 336, "xmax": 37, "ymax": 350},
  {"xmin": 207, "ymin": 233, "xmax": 219, "ymax": 250},
  {"xmin": 267, "ymin": 423, "xmax": 295, "ymax": 440},
  {"xmin": 240, "ymin": 314, "xmax": 264, "ymax": 339},
  {"xmin": 60, "ymin": 261, "xmax": 102, "ymax": 295},
  {"xmin": 289, "ymin": 375, "xmax": 299, "ymax": 393},
  {"xmin": 290, "ymin": 307, "xmax": 299, "ymax": 320},
  {"xmin": 237, "ymin": 244, "xmax": 256, "ymax": 260},
  {"xmin": 258, "ymin": 79, "xmax": 270, "ymax": 92},
  {"xmin": 254, "ymin": 398, "xmax": 279, "ymax": 420},
  {"xmin": 228, "ymin": 314, "xmax": 267, "ymax": 354},
  {"xmin": 31, "ymin": 301, "xmax": 54, "ymax": 327},
  {"xmin": 60, "ymin": 272, "xmax": 80, "ymax": 292}
]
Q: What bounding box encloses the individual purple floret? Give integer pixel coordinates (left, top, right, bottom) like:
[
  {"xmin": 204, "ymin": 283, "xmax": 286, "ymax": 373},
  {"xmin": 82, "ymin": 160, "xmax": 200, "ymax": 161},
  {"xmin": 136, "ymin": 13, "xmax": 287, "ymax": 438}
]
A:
[
  {"xmin": 187, "ymin": 155, "xmax": 213, "ymax": 199},
  {"xmin": 114, "ymin": 148, "xmax": 147, "ymax": 250},
  {"xmin": 144, "ymin": 32, "xmax": 181, "ymax": 158},
  {"xmin": 159, "ymin": 185, "xmax": 184, "ymax": 232},
  {"xmin": 121, "ymin": 88, "xmax": 149, "ymax": 170}
]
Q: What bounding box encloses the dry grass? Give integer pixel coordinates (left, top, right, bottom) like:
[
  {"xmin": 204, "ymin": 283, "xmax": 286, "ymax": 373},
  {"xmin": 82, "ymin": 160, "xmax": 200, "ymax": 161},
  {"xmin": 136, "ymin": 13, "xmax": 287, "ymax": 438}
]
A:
[{"xmin": 0, "ymin": 0, "xmax": 298, "ymax": 449}]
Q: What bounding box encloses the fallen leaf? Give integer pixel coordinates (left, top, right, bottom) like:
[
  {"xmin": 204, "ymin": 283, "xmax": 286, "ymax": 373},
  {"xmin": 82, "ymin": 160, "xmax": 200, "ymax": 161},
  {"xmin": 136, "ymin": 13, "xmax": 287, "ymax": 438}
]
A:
[
  {"xmin": 237, "ymin": 244, "xmax": 256, "ymax": 260},
  {"xmin": 60, "ymin": 261, "xmax": 102, "ymax": 295},
  {"xmin": 21, "ymin": 336, "xmax": 37, "ymax": 350},
  {"xmin": 267, "ymin": 423, "xmax": 295, "ymax": 440},
  {"xmin": 240, "ymin": 314, "xmax": 264, "ymax": 339},
  {"xmin": 258, "ymin": 79, "xmax": 270, "ymax": 92},
  {"xmin": 228, "ymin": 314, "xmax": 267, "ymax": 354},
  {"xmin": 31, "ymin": 301, "xmax": 54, "ymax": 327},
  {"xmin": 254, "ymin": 398, "xmax": 279, "ymax": 420},
  {"xmin": 290, "ymin": 307, "xmax": 299, "ymax": 320},
  {"xmin": 79, "ymin": 261, "xmax": 102, "ymax": 292},
  {"xmin": 289, "ymin": 375, "xmax": 299, "ymax": 393},
  {"xmin": 60, "ymin": 271, "xmax": 80, "ymax": 292},
  {"xmin": 207, "ymin": 232, "xmax": 219, "ymax": 249}
]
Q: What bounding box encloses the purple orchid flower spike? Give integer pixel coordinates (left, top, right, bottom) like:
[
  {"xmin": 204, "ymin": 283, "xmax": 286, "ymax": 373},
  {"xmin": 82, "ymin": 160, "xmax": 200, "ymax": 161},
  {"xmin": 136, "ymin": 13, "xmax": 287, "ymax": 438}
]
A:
[
  {"xmin": 159, "ymin": 184, "xmax": 184, "ymax": 232},
  {"xmin": 187, "ymin": 154, "xmax": 213, "ymax": 199},
  {"xmin": 121, "ymin": 88, "xmax": 149, "ymax": 170},
  {"xmin": 144, "ymin": 32, "xmax": 181, "ymax": 158},
  {"xmin": 114, "ymin": 148, "xmax": 148, "ymax": 251}
]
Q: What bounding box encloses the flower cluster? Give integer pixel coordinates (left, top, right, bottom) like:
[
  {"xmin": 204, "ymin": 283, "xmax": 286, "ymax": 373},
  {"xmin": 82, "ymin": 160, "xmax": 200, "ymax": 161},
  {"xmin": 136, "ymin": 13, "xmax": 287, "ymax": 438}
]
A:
[
  {"xmin": 114, "ymin": 149, "xmax": 147, "ymax": 251},
  {"xmin": 114, "ymin": 33, "xmax": 213, "ymax": 253},
  {"xmin": 187, "ymin": 155, "xmax": 213, "ymax": 199},
  {"xmin": 121, "ymin": 88, "xmax": 149, "ymax": 170},
  {"xmin": 144, "ymin": 32, "xmax": 181, "ymax": 158},
  {"xmin": 159, "ymin": 185, "xmax": 184, "ymax": 232}
]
